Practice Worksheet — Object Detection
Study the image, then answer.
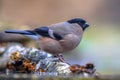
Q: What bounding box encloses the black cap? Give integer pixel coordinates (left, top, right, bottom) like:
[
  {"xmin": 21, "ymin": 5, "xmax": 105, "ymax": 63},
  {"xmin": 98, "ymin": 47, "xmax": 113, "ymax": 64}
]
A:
[{"xmin": 67, "ymin": 18, "xmax": 89, "ymax": 30}]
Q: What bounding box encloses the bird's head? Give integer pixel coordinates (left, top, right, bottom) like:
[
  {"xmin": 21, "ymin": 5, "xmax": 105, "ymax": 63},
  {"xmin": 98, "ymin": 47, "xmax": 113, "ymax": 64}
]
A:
[{"xmin": 67, "ymin": 18, "xmax": 89, "ymax": 30}]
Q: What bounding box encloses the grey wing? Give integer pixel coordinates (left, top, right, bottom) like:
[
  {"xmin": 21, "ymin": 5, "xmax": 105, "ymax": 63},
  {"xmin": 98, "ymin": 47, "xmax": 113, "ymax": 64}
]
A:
[{"xmin": 48, "ymin": 22, "xmax": 72, "ymax": 37}]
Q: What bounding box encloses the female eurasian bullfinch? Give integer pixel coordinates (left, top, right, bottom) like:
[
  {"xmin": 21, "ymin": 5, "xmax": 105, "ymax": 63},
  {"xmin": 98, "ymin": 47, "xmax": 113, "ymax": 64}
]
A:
[{"xmin": 5, "ymin": 18, "xmax": 89, "ymax": 54}]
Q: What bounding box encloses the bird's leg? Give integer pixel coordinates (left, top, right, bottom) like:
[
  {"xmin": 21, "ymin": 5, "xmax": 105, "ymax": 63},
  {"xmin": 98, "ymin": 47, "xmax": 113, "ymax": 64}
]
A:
[{"xmin": 54, "ymin": 53, "xmax": 66, "ymax": 62}]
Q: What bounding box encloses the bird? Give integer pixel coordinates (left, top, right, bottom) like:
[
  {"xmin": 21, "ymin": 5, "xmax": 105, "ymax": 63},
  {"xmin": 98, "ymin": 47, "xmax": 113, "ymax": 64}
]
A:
[{"xmin": 5, "ymin": 18, "xmax": 89, "ymax": 54}]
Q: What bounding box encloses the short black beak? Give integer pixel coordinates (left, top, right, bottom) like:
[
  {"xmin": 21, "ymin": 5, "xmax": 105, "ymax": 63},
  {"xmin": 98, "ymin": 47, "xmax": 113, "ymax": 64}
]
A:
[{"xmin": 83, "ymin": 23, "xmax": 89, "ymax": 31}]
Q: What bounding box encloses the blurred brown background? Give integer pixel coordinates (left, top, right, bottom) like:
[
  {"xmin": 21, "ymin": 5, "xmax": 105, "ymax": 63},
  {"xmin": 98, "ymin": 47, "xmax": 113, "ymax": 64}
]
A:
[
  {"xmin": 0, "ymin": 0, "xmax": 119, "ymax": 26},
  {"xmin": 0, "ymin": 0, "xmax": 120, "ymax": 75}
]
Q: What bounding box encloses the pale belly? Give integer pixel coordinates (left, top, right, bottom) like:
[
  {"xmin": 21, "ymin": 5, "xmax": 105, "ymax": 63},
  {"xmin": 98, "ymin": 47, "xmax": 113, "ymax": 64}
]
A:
[
  {"xmin": 39, "ymin": 37, "xmax": 63, "ymax": 54},
  {"xmin": 38, "ymin": 36, "xmax": 80, "ymax": 54}
]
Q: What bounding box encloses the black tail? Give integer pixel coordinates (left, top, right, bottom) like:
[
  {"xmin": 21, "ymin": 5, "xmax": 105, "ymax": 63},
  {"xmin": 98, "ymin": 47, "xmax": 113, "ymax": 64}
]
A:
[{"xmin": 5, "ymin": 30, "xmax": 36, "ymax": 35}]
